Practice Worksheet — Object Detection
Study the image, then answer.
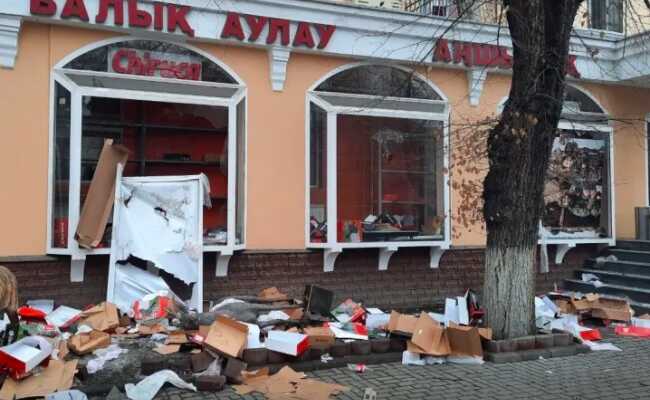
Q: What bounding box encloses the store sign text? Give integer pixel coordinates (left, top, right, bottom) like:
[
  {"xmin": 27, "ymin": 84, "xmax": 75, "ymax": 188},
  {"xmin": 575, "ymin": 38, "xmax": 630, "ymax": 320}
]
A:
[
  {"xmin": 109, "ymin": 48, "xmax": 202, "ymax": 81},
  {"xmin": 433, "ymin": 39, "xmax": 581, "ymax": 78},
  {"xmin": 31, "ymin": 0, "xmax": 195, "ymax": 36},
  {"xmin": 29, "ymin": 0, "xmax": 337, "ymax": 49},
  {"xmin": 220, "ymin": 12, "xmax": 336, "ymax": 49}
]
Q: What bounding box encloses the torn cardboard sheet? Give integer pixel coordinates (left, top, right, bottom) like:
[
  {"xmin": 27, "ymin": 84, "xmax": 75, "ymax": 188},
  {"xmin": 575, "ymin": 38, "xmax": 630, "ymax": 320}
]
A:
[
  {"xmin": 234, "ymin": 366, "xmax": 347, "ymax": 400},
  {"xmin": 79, "ymin": 303, "xmax": 119, "ymax": 332},
  {"xmin": 387, "ymin": 311, "xmax": 417, "ymax": 336},
  {"xmin": 410, "ymin": 312, "xmax": 450, "ymax": 356},
  {"xmin": 447, "ymin": 324, "xmax": 483, "ymax": 358},
  {"xmin": 0, "ymin": 359, "xmax": 78, "ymax": 400},
  {"xmin": 204, "ymin": 317, "xmax": 248, "ymax": 358},
  {"xmin": 125, "ymin": 370, "xmax": 196, "ymax": 400},
  {"xmin": 68, "ymin": 331, "xmax": 111, "ymax": 356},
  {"xmin": 76, "ymin": 139, "xmax": 129, "ymax": 248}
]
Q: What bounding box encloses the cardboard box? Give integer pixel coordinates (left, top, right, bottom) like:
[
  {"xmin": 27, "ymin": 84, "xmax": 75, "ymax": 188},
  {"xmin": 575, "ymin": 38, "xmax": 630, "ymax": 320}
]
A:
[
  {"xmin": 75, "ymin": 139, "xmax": 129, "ymax": 248},
  {"xmin": 204, "ymin": 316, "xmax": 249, "ymax": 358},
  {"xmin": 304, "ymin": 327, "xmax": 335, "ymax": 349},
  {"xmin": 0, "ymin": 359, "xmax": 77, "ymax": 400},
  {"xmin": 387, "ymin": 311, "xmax": 417, "ymax": 336},
  {"xmin": 266, "ymin": 331, "xmax": 309, "ymax": 356},
  {"xmin": 68, "ymin": 331, "xmax": 111, "ymax": 355},
  {"xmin": 410, "ymin": 312, "xmax": 450, "ymax": 356},
  {"xmin": 591, "ymin": 298, "xmax": 632, "ymax": 322},
  {"xmin": 446, "ymin": 324, "xmax": 483, "ymax": 358},
  {"xmin": 0, "ymin": 337, "xmax": 53, "ymax": 380},
  {"xmin": 79, "ymin": 302, "xmax": 120, "ymax": 332}
]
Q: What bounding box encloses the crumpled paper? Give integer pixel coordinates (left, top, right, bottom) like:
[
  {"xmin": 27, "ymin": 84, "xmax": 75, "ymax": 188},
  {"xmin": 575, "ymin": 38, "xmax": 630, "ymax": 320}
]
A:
[
  {"xmin": 125, "ymin": 370, "xmax": 196, "ymax": 400},
  {"xmin": 87, "ymin": 344, "xmax": 127, "ymax": 374}
]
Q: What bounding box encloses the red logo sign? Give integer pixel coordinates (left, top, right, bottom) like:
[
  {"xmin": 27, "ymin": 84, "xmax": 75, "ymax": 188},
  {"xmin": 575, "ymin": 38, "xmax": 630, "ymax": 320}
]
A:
[{"xmin": 109, "ymin": 48, "xmax": 202, "ymax": 81}]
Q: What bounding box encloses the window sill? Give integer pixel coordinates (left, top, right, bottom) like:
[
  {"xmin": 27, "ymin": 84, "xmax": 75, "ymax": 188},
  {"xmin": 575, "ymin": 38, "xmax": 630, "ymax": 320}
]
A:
[{"xmin": 309, "ymin": 240, "xmax": 450, "ymax": 271}]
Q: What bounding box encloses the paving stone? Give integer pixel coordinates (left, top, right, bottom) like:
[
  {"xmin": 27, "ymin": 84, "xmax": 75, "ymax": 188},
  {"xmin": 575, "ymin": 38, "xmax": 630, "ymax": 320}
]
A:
[{"xmin": 535, "ymin": 335, "xmax": 555, "ymax": 349}]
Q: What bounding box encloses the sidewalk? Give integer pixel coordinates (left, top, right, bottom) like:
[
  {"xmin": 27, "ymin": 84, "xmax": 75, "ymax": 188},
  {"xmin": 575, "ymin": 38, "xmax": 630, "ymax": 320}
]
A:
[{"xmin": 155, "ymin": 336, "xmax": 650, "ymax": 400}]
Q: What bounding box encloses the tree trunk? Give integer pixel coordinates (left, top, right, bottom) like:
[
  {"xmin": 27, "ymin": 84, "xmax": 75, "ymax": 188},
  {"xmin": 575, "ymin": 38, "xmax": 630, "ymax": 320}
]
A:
[{"xmin": 482, "ymin": 0, "xmax": 583, "ymax": 339}]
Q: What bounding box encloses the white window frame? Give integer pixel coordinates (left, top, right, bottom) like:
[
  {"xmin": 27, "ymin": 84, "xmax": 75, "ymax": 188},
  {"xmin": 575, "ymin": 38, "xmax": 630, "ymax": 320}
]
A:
[
  {"xmin": 46, "ymin": 37, "xmax": 247, "ymax": 280},
  {"xmin": 497, "ymin": 85, "xmax": 615, "ymax": 264},
  {"xmin": 305, "ymin": 63, "xmax": 451, "ymax": 272}
]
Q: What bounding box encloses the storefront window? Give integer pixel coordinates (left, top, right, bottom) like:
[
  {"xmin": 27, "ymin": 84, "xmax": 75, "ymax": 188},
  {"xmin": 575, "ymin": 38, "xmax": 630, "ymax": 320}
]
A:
[
  {"xmin": 51, "ymin": 83, "xmax": 71, "ymax": 248},
  {"xmin": 309, "ymin": 65, "xmax": 448, "ymax": 246},
  {"xmin": 80, "ymin": 97, "xmax": 228, "ymax": 247},
  {"xmin": 310, "ymin": 104, "xmax": 328, "ymax": 243},
  {"xmin": 541, "ymin": 85, "xmax": 612, "ymax": 239},
  {"xmin": 337, "ymin": 116, "xmax": 444, "ymax": 242},
  {"xmin": 50, "ymin": 39, "xmax": 246, "ymax": 255},
  {"xmin": 236, "ymin": 100, "xmax": 246, "ymax": 245}
]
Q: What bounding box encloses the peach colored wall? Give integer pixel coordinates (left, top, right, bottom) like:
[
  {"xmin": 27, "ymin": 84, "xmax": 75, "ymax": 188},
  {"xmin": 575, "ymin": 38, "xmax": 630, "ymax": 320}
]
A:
[{"xmin": 1, "ymin": 22, "xmax": 649, "ymax": 256}]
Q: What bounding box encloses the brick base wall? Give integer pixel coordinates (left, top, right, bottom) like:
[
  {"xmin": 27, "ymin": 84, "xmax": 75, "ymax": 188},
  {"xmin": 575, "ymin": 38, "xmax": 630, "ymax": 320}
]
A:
[{"xmin": 0, "ymin": 245, "xmax": 596, "ymax": 310}]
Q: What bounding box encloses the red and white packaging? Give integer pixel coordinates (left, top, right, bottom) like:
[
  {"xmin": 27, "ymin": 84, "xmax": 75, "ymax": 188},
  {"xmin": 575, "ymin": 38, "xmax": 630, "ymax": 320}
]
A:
[
  {"xmin": 266, "ymin": 331, "xmax": 309, "ymax": 356},
  {"xmin": 0, "ymin": 336, "xmax": 53, "ymax": 380}
]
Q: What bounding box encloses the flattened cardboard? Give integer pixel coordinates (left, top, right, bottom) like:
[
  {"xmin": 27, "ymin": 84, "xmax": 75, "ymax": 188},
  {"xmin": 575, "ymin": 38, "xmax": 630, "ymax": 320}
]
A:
[
  {"xmin": 79, "ymin": 302, "xmax": 119, "ymax": 332},
  {"xmin": 258, "ymin": 287, "xmax": 288, "ymax": 301},
  {"xmin": 205, "ymin": 316, "xmax": 249, "ymax": 358},
  {"xmin": 304, "ymin": 327, "xmax": 335, "ymax": 349},
  {"xmin": 387, "ymin": 311, "xmax": 417, "ymax": 336},
  {"xmin": 68, "ymin": 331, "xmax": 111, "ymax": 355},
  {"xmin": 410, "ymin": 312, "xmax": 450, "ymax": 356},
  {"xmin": 76, "ymin": 139, "xmax": 129, "ymax": 248},
  {"xmin": 591, "ymin": 298, "xmax": 632, "ymax": 322},
  {"xmin": 571, "ymin": 298, "xmax": 592, "ymax": 312},
  {"xmin": 0, "ymin": 359, "xmax": 78, "ymax": 400},
  {"xmin": 154, "ymin": 344, "xmax": 180, "ymax": 355},
  {"xmin": 166, "ymin": 331, "xmax": 189, "ymax": 345},
  {"xmin": 478, "ymin": 328, "xmax": 493, "ymax": 341},
  {"xmin": 447, "ymin": 324, "xmax": 483, "ymax": 358}
]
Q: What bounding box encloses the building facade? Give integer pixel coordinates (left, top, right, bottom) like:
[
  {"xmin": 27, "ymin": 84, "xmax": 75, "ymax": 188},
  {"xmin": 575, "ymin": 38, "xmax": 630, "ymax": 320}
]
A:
[{"xmin": 0, "ymin": 0, "xmax": 649, "ymax": 309}]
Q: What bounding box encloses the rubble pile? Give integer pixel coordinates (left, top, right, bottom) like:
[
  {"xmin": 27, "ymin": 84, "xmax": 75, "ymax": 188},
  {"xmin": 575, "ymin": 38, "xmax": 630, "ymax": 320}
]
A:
[{"xmin": 0, "ymin": 286, "xmax": 498, "ymax": 399}]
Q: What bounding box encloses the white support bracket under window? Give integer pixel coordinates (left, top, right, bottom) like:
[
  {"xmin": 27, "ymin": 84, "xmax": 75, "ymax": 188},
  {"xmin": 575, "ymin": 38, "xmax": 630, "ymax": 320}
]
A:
[
  {"xmin": 323, "ymin": 247, "xmax": 342, "ymax": 272},
  {"xmin": 554, "ymin": 242, "xmax": 576, "ymax": 264},
  {"xmin": 0, "ymin": 14, "xmax": 21, "ymax": 69},
  {"xmin": 70, "ymin": 254, "xmax": 86, "ymax": 282},
  {"xmin": 467, "ymin": 67, "xmax": 487, "ymax": 107},
  {"xmin": 268, "ymin": 46, "xmax": 291, "ymax": 92},
  {"xmin": 430, "ymin": 245, "xmax": 448, "ymax": 269},
  {"xmin": 215, "ymin": 249, "xmax": 234, "ymax": 277},
  {"xmin": 378, "ymin": 246, "xmax": 398, "ymax": 271}
]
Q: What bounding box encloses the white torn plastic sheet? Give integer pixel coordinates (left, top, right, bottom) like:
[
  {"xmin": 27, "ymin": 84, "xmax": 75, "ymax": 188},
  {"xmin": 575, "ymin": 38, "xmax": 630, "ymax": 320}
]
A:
[
  {"xmin": 428, "ymin": 312, "xmax": 446, "ymax": 324},
  {"xmin": 457, "ymin": 296, "xmax": 469, "ymax": 325},
  {"xmin": 113, "ymin": 181, "xmax": 203, "ymax": 284},
  {"xmin": 581, "ymin": 273, "xmax": 604, "ymax": 288},
  {"xmin": 535, "ymin": 297, "xmax": 557, "ymax": 329},
  {"xmin": 402, "ymin": 351, "xmax": 425, "ymax": 366},
  {"xmin": 125, "ymin": 370, "xmax": 196, "ymax": 400},
  {"xmin": 632, "ymin": 318, "xmax": 650, "ymax": 329},
  {"xmin": 257, "ymin": 311, "xmax": 291, "ymax": 325},
  {"xmin": 366, "ymin": 313, "xmax": 391, "ymax": 330},
  {"xmin": 108, "ymin": 172, "xmax": 206, "ymax": 313},
  {"xmin": 46, "ymin": 390, "xmax": 88, "ymax": 400},
  {"xmin": 444, "ymin": 298, "xmax": 459, "ymax": 325},
  {"xmin": 328, "ymin": 324, "xmax": 368, "ymax": 341},
  {"xmin": 87, "ymin": 344, "xmax": 127, "ymax": 374},
  {"xmin": 424, "ymin": 356, "xmax": 446, "ymax": 365},
  {"xmin": 550, "ymin": 314, "xmax": 592, "ymax": 339},
  {"xmin": 447, "ymin": 356, "xmax": 485, "ymax": 365},
  {"xmin": 583, "ymin": 340, "xmax": 622, "ymax": 351},
  {"xmin": 112, "ymin": 263, "xmax": 178, "ymax": 314},
  {"xmin": 210, "ymin": 298, "xmax": 245, "ymax": 312}
]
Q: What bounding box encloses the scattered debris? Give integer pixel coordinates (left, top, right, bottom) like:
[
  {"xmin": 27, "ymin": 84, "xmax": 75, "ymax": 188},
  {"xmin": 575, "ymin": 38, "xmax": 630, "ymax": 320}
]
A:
[{"xmin": 124, "ymin": 370, "xmax": 196, "ymax": 400}]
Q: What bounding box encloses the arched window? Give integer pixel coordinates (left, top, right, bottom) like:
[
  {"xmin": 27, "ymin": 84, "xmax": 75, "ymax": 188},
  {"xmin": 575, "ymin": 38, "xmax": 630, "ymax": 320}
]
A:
[
  {"xmin": 307, "ymin": 64, "xmax": 450, "ymax": 271},
  {"xmin": 49, "ymin": 39, "xmax": 246, "ymax": 272}
]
